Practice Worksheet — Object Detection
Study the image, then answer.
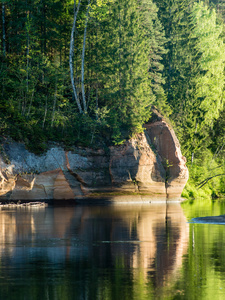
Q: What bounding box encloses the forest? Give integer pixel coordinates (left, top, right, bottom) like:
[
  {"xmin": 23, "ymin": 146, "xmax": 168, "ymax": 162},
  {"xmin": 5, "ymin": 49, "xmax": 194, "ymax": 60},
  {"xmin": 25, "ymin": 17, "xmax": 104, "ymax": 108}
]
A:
[{"xmin": 1, "ymin": 0, "xmax": 225, "ymax": 200}]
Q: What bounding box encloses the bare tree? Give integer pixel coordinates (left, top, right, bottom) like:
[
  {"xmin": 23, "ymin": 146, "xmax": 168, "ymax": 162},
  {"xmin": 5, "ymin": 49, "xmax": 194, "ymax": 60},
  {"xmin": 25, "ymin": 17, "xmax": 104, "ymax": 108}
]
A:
[
  {"xmin": 69, "ymin": 0, "xmax": 82, "ymax": 113},
  {"xmin": 81, "ymin": 0, "xmax": 90, "ymax": 113},
  {"xmin": 42, "ymin": 96, "xmax": 48, "ymax": 129},
  {"xmin": 51, "ymin": 78, "xmax": 58, "ymax": 127},
  {"xmin": 2, "ymin": 1, "xmax": 6, "ymax": 57},
  {"xmin": 198, "ymin": 174, "xmax": 225, "ymax": 189}
]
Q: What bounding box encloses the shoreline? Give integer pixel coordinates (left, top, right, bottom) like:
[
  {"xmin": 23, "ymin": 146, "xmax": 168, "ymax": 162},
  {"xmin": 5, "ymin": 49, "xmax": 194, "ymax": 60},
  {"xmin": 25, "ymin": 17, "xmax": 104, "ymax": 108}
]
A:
[{"xmin": 0, "ymin": 195, "xmax": 185, "ymax": 207}]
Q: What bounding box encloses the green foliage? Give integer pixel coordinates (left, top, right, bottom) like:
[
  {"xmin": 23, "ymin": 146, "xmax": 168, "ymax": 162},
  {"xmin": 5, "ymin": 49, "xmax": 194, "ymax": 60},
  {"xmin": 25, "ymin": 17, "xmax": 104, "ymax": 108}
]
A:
[
  {"xmin": 1, "ymin": 0, "xmax": 225, "ymax": 200},
  {"xmin": 0, "ymin": 0, "xmax": 168, "ymax": 149},
  {"xmin": 182, "ymin": 181, "xmax": 214, "ymax": 201},
  {"xmin": 72, "ymin": 0, "xmax": 167, "ymax": 138},
  {"xmin": 157, "ymin": 0, "xmax": 225, "ymax": 168},
  {"xmin": 182, "ymin": 149, "xmax": 225, "ymax": 200}
]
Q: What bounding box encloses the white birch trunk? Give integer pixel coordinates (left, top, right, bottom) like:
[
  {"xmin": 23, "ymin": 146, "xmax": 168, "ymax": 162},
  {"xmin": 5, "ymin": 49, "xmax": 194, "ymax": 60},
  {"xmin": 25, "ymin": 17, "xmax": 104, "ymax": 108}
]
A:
[
  {"xmin": 27, "ymin": 87, "xmax": 35, "ymax": 117},
  {"xmin": 42, "ymin": 97, "xmax": 48, "ymax": 129},
  {"xmin": 81, "ymin": 0, "xmax": 90, "ymax": 113},
  {"xmin": 24, "ymin": 13, "xmax": 30, "ymax": 116},
  {"xmin": 51, "ymin": 79, "xmax": 57, "ymax": 127},
  {"xmin": 96, "ymin": 87, "xmax": 98, "ymax": 120},
  {"xmin": 26, "ymin": 26, "xmax": 29, "ymax": 93},
  {"xmin": 191, "ymin": 122, "xmax": 198, "ymax": 165},
  {"xmin": 2, "ymin": 3, "xmax": 6, "ymax": 57},
  {"xmin": 69, "ymin": 0, "xmax": 82, "ymax": 113}
]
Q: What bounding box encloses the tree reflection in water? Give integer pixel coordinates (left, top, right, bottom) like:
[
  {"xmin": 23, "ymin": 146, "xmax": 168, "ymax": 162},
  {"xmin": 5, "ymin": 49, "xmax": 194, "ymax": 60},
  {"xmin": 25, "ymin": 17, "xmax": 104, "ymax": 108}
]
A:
[{"xmin": 0, "ymin": 202, "xmax": 190, "ymax": 299}]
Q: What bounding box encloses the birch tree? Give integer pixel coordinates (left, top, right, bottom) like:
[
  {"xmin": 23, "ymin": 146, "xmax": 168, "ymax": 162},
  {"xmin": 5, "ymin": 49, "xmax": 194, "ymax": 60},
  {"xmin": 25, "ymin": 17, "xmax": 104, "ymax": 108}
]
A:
[
  {"xmin": 1, "ymin": 1, "xmax": 6, "ymax": 57},
  {"xmin": 81, "ymin": 0, "xmax": 91, "ymax": 113},
  {"xmin": 69, "ymin": 0, "xmax": 111, "ymax": 114},
  {"xmin": 69, "ymin": 0, "xmax": 83, "ymax": 113}
]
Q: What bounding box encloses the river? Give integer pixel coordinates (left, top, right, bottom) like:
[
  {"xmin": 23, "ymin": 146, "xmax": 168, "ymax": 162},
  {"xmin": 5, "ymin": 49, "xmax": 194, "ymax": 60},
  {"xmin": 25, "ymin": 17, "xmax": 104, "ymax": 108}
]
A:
[{"xmin": 0, "ymin": 200, "xmax": 225, "ymax": 300}]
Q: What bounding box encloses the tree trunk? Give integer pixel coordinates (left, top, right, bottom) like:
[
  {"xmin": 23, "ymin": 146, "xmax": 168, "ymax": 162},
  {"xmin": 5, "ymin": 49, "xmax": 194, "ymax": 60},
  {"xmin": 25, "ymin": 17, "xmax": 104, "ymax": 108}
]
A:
[
  {"xmin": 42, "ymin": 96, "xmax": 48, "ymax": 129},
  {"xmin": 27, "ymin": 87, "xmax": 35, "ymax": 117},
  {"xmin": 2, "ymin": 2, "xmax": 6, "ymax": 57},
  {"xmin": 191, "ymin": 122, "xmax": 198, "ymax": 165},
  {"xmin": 213, "ymin": 136, "xmax": 225, "ymax": 160},
  {"xmin": 198, "ymin": 174, "xmax": 225, "ymax": 189},
  {"xmin": 51, "ymin": 79, "xmax": 58, "ymax": 127},
  {"xmin": 25, "ymin": 8, "xmax": 30, "ymax": 116},
  {"xmin": 96, "ymin": 86, "xmax": 98, "ymax": 120},
  {"xmin": 26, "ymin": 18, "xmax": 30, "ymax": 93},
  {"xmin": 81, "ymin": 0, "xmax": 90, "ymax": 113},
  {"xmin": 41, "ymin": 0, "xmax": 47, "ymax": 54},
  {"xmin": 69, "ymin": 0, "xmax": 83, "ymax": 113}
]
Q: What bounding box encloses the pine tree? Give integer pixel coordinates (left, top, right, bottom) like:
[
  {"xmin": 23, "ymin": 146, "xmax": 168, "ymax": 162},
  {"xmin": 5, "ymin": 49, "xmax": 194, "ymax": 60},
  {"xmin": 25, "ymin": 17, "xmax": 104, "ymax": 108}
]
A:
[
  {"xmin": 84, "ymin": 0, "xmax": 167, "ymax": 141},
  {"xmin": 0, "ymin": 0, "xmax": 167, "ymax": 147},
  {"xmin": 142, "ymin": 0, "xmax": 168, "ymax": 113},
  {"xmin": 157, "ymin": 0, "xmax": 225, "ymax": 161},
  {"xmin": 101, "ymin": 0, "xmax": 153, "ymax": 138}
]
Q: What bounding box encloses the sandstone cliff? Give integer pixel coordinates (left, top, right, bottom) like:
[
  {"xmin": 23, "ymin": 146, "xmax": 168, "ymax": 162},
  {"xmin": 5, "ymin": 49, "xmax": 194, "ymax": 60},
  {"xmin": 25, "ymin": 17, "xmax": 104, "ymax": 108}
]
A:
[
  {"xmin": 145, "ymin": 108, "xmax": 189, "ymax": 200},
  {"xmin": 0, "ymin": 116, "xmax": 188, "ymax": 203}
]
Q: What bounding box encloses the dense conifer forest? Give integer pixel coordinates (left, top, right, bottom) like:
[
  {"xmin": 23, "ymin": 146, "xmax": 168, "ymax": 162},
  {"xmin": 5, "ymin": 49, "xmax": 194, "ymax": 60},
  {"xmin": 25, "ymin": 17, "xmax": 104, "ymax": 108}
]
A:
[{"xmin": 1, "ymin": 0, "xmax": 225, "ymax": 199}]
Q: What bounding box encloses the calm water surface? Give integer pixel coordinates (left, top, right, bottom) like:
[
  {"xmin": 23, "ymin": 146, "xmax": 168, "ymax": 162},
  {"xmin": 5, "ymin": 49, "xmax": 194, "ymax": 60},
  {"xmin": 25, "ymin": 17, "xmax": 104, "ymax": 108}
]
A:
[{"xmin": 0, "ymin": 200, "xmax": 225, "ymax": 300}]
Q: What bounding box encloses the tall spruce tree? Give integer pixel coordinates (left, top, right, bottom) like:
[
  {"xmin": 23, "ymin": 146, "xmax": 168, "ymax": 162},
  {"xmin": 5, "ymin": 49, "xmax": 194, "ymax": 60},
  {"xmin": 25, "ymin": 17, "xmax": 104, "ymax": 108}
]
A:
[
  {"xmin": 71, "ymin": 0, "xmax": 167, "ymax": 142},
  {"xmin": 98, "ymin": 0, "xmax": 153, "ymax": 140},
  {"xmin": 142, "ymin": 0, "xmax": 168, "ymax": 113},
  {"xmin": 0, "ymin": 0, "xmax": 167, "ymax": 147},
  {"xmin": 157, "ymin": 0, "xmax": 225, "ymax": 162}
]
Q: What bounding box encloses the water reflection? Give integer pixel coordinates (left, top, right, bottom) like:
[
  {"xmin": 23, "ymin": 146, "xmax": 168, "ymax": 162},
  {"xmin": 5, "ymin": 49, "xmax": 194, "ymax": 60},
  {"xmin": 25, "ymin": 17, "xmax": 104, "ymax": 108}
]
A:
[{"xmin": 0, "ymin": 203, "xmax": 189, "ymax": 299}]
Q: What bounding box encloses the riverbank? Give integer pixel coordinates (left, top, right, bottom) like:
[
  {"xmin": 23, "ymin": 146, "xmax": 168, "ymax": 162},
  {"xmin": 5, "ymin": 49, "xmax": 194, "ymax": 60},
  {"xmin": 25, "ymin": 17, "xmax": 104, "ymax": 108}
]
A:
[{"xmin": 0, "ymin": 110, "xmax": 188, "ymax": 203}]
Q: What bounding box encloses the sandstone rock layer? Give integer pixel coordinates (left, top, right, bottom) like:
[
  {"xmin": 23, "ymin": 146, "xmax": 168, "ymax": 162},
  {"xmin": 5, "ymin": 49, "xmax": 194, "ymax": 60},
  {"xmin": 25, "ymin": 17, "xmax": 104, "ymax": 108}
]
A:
[
  {"xmin": 145, "ymin": 111, "xmax": 189, "ymax": 200},
  {"xmin": 0, "ymin": 117, "xmax": 188, "ymax": 202}
]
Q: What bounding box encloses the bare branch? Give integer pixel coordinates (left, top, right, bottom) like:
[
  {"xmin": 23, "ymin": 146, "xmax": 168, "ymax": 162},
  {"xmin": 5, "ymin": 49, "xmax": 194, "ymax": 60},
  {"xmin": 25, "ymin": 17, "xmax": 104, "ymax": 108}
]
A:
[{"xmin": 197, "ymin": 174, "xmax": 225, "ymax": 189}]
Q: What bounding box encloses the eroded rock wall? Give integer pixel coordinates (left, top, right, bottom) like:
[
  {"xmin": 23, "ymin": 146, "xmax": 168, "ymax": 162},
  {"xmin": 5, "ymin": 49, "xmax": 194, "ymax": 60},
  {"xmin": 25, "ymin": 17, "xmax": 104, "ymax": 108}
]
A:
[
  {"xmin": 109, "ymin": 134, "xmax": 166, "ymax": 195},
  {"xmin": 145, "ymin": 110, "xmax": 189, "ymax": 200},
  {"xmin": 0, "ymin": 118, "xmax": 188, "ymax": 202}
]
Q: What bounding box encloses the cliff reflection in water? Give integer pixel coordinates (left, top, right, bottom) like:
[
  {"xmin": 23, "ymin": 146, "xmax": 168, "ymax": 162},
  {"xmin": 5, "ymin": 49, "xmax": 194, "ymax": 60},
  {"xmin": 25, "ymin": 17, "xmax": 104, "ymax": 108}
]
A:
[{"xmin": 0, "ymin": 203, "xmax": 189, "ymax": 299}]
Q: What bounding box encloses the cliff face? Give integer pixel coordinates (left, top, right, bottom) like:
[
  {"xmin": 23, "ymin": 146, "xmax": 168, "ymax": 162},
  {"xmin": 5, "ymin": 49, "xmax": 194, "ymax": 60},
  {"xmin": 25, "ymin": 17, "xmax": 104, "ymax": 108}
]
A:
[
  {"xmin": 145, "ymin": 117, "xmax": 189, "ymax": 200},
  {"xmin": 0, "ymin": 118, "xmax": 188, "ymax": 203}
]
